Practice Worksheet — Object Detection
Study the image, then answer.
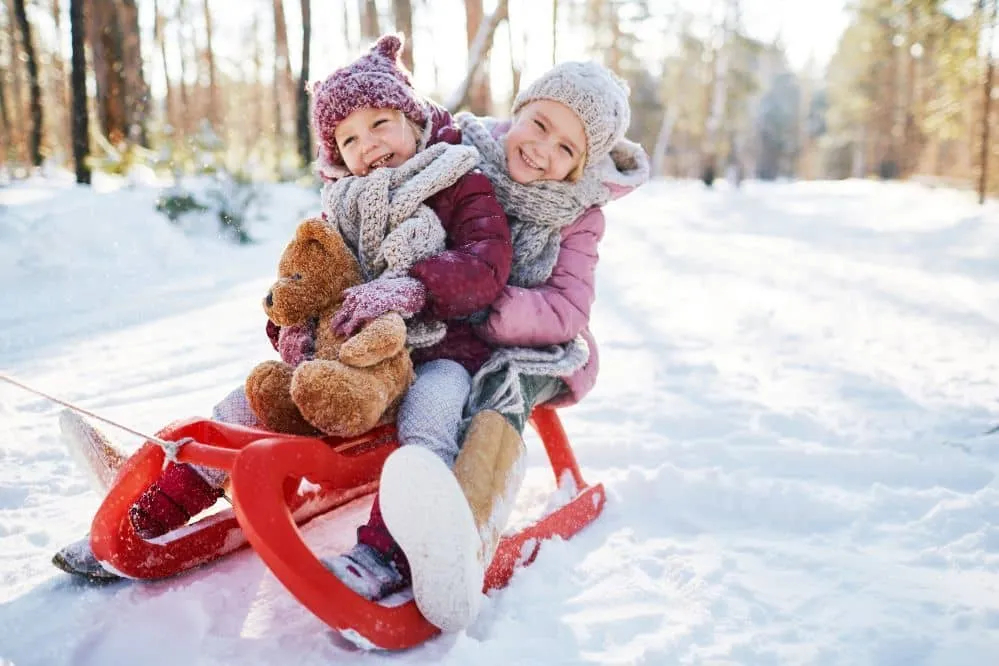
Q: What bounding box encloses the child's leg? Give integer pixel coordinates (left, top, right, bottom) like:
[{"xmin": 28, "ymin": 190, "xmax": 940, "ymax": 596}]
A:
[
  {"xmin": 325, "ymin": 360, "xmax": 471, "ymax": 601},
  {"xmin": 128, "ymin": 386, "xmax": 253, "ymax": 538},
  {"xmin": 378, "ymin": 373, "xmax": 563, "ymax": 630},
  {"xmin": 359, "ymin": 359, "xmax": 471, "ymax": 549},
  {"xmin": 397, "ymin": 359, "xmax": 472, "ymax": 467},
  {"xmin": 211, "ymin": 385, "xmax": 260, "ymax": 427},
  {"xmin": 470, "ymin": 372, "xmax": 567, "ymax": 433}
]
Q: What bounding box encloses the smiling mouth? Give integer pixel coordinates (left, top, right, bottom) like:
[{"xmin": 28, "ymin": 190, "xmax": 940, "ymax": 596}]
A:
[
  {"xmin": 369, "ymin": 154, "xmax": 394, "ymax": 169},
  {"xmin": 519, "ymin": 148, "xmax": 543, "ymax": 171}
]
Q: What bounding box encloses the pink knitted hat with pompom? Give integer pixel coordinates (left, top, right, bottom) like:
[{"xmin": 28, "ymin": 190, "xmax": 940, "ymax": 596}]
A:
[{"xmin": 311, "ymin": 34, "xmax": 427, "ymax": 173}]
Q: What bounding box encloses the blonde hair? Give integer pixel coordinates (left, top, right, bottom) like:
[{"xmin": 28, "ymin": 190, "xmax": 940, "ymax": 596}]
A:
[
  {"xmin": 566, "ymin": 149, "xmax": 587, "ymax": 183},
  {"xmin": 406, "ymin": 116, "xmax": 425, "ymax": 152}
]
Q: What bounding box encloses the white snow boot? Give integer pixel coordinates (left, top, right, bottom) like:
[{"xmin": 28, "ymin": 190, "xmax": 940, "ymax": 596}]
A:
[{"xmin": 379, "ymin": 410, "xmax": 526, "ymax": 632}]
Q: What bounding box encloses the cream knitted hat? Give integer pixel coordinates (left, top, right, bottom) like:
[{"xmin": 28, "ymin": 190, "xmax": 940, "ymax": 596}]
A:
[{"xmin": 512, "ymin": 61, "xmax": 631, "ymax": 167}]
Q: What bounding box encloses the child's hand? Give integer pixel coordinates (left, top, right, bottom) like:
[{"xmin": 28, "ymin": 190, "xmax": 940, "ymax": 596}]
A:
[
  {"xmin": 277, "ymin": 322, "xmax": 315, "ymax": 366},
  {"xmin": 332, "ymin": 277, "xmax": 427, "ymax": 336}
]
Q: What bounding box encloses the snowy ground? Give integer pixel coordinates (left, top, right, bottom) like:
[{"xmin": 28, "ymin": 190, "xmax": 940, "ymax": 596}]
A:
[{"xmin": 1, "ymin": 173, "xmax": 998, "ymax": 665}]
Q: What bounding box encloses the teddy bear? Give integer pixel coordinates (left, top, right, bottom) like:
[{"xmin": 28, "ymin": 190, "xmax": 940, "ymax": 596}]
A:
[{"xmin": 244, "ymin": 217, "xmax": 414, "ymax": 438}]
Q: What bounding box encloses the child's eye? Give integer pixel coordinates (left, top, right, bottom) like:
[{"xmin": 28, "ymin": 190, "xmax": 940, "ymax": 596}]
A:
[
  {"xmin": 373, "ymin": 118, "xmax": 388, "ymax": 128},
  {"xmin": 533, "ymin": 119, "xmax": 545, "ymax": 132},
  {"xmin": 341, "ymin": 136, "xmax": 355, "ymax": 147},
  {"xmin": 560, "ymin": 144, "xmax": 573, "ymax": 157}
]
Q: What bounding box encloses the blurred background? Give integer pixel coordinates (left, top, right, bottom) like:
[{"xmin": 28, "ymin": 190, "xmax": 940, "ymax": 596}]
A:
[{"xmin": 1, "ymin": 0, "xmax": 997, "ymax": 199}]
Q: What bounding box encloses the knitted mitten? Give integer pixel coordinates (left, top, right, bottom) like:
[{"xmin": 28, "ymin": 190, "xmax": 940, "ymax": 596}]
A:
[{"xmin": 331, "ymin": 277, "xmax": 426, "ymax": 335}]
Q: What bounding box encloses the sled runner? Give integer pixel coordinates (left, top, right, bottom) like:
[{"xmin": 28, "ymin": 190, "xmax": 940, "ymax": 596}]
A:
[{"xmin": 87, "ymin": 407, "xmax": 605, "ymax": 650}]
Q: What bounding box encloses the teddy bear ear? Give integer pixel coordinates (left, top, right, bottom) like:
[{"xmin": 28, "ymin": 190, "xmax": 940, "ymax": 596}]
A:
[
  {"xmin": 372, "ymin": 33, "xmax": 403, "ymax": 61},
  {"xmin": 296, "ymin": 218, "xmax": 351, "ymax": 255},
  {"xmin": 296, "ymin": 218, "xmax": 334, "ymax": 243}
]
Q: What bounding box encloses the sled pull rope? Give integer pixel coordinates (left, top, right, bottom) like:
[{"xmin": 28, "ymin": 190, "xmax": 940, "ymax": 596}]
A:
[{"xmin": 0, "ymin": 371, "xmax": 194, "ymax": 460}]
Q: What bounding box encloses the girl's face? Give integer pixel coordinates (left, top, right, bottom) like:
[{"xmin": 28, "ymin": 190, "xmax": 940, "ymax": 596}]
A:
[
  {"xmin": 504, "ymin": 100, "xmax": 586, "ymax": 184},
  {"xmin": 334, "ymin": 107, "xmax": 419, "ymax": 176}
]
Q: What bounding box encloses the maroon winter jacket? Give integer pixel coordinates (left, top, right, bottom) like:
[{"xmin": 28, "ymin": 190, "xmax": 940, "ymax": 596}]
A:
[{"xmin": 269, "ymin": 102, "xmax": 512, "ymax": 374}]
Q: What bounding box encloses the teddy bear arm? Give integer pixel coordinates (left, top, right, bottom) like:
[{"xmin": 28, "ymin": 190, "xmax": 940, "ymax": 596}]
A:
[{"xmin": 337, "ymin": 312, "xmax": 408, "ymax": 368}]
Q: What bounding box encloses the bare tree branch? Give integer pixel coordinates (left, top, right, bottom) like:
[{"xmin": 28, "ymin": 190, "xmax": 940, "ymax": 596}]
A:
[{"xmin": 445, "ymin": 0, "xmax": 509, "ymax": 113}]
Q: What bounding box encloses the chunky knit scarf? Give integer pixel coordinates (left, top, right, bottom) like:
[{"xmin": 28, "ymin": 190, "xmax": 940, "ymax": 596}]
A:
[
  {"xmin": 456, "ymin": 112, "xmax": 629, "ymax": 418},
  {"xmin": 321, "ymin": 141, "xmax": 480, "ymax": 347}
]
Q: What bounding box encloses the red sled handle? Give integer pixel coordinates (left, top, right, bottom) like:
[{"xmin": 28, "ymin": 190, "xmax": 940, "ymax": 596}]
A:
[
  {"xmin": 231, "ymin": 406, "xmax": 605, "ymax": 651},
  {"xmin": 231, "ymin": 433, "xmax": 438, "ymax": 650}
]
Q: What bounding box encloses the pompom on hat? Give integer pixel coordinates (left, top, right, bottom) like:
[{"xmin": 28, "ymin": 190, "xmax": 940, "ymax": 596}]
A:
[
  {"xmin": 311, "ymin": 34, "xmax": 427, "ymax": 172},
  {"xmin": 512, "ymin": 61, "xmax": 632, "ymax": 167}
]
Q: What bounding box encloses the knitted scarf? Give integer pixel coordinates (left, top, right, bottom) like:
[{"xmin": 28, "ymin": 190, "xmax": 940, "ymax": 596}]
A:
[
  {"xmin": 320, "ymin": 141, "xmax": 480, "ymax": 348},
  {"xmin": 456, "ymin": 112, "xmax": 622, "ymax": 418}
]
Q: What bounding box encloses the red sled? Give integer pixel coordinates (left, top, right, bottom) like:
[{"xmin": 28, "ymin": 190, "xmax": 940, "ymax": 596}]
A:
[{"xmin": 89, "ymin": 407, "xmax": 606, "ymax": 650}]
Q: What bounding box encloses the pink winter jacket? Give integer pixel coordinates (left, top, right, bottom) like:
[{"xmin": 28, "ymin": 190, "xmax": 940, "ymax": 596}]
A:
[{"xmin": 473, "ymin": 133, "xmax": 650, "ymax": 407}]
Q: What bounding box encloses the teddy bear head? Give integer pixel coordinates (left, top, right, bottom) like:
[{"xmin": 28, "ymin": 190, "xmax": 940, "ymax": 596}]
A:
[{"xmin": 263, "ymin": 218, "xmax": 363, "ymax": 326}]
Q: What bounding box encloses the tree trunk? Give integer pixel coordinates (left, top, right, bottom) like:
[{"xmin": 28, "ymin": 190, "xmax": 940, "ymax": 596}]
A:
[
  {"xmin": 392, "ymin": 0, "xmax": 414, "ymax": 71},
  {"xmin": 202, "ymin": 0, "xmax": 219, "ymax": 128},
  {"xmin": 979, "ymin": 0, "xmax": 997, "ymax": 203},
  {"xmin": 359, "ymin": 0, "xmax": 380, "ymax": 42},
  {"xmin": 704, "ymin": 0, "xmax": 734, "ymax": 170},
  {"xmin": 177, "ymin": 0, "xmax": 191, "ymax": 137},
  {"xmin": 120, "ymin": 0, "xmax": 149, "ymax": 145},
  {"xmin": 253, "ymin": 9, "xmax": 264, "ymax": 142},
  {"xmin": 551, "ymin": 0, "xmax": 558, "ymax": 64},
  {"xmin": 651, "ymin": 104, "xmax": 679, "ymax": 177},
  {"xmin": 341, "ymin": 0, "xmax": 353, "ymax": 54},
  {"xmin": 51, "ymin": 0, "xmax": 71, "ymax": 161},
  {"xmin": 607, "ymin": 0, "xmax": 622, "ymax": 73},
  {"xmin": 0, "ymin": 71, "xmax": 9, "ymax": 165},
  {"xmin": 153, "ymin": 0, "xmax": 174, "ymax": 131},
  {"xmin": 446, "ymin": 0, "xmax": 508, "ymax": 113},
  {"xmin": 5, "ymin": 0, "xmax": 26, "ymax": 164},
  {"xmin": 297, "ymin": 0, "xmax": 312, "ymax": 168},
  {"xmin": 70, "ymin": 0, "xmax": 91, "ymax": 184},
  {"xmin": 272, "ymin": 0, "xmax": 294, "ymax": 163},
  {"xmin": 463, "ymin": 0, "xmax": 491, "ymax": 114},
  {"xmin": 12, "ymin": 0, "xmax": 42, "ymax": 166},
  {"xmin": 87, "ymin": 0, "xmax": 128, "ymax": 145},
  {"xmin": 506, "ymin": 15, "xmax": 521, "ymax": 104}
]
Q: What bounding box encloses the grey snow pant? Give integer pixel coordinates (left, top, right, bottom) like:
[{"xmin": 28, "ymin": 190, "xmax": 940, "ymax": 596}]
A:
[{"xmin": 397, "ymin": 359, "xmax": 472, "ymax": 469}]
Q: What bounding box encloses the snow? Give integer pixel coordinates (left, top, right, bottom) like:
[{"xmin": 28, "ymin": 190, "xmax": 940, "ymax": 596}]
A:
[{"xmin": 2, "ymin": 173, "xmax": 999, "ymax": 664}]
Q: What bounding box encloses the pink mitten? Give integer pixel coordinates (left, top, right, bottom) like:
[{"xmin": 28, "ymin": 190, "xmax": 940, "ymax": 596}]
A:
[
  {"xmin": 277, "ymin": 322, "xmax": 316, "ymax": 366},
  {"xmin": 129, "ymin": 462, "xmax": 225, "ymax": 539},
  {"xmin": 331, "ymin": 277, "xmax": 427, "ymax": 336}
]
